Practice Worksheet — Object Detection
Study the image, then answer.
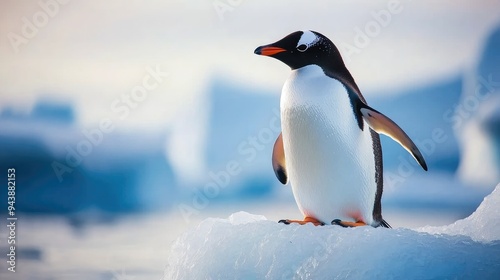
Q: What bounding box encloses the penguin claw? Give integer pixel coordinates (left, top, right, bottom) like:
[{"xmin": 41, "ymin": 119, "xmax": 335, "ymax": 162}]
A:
[
  {"xmin": 278, "ymin": 218, "xmax": 325, "ymax": 226},
  {"xmin": 331, "ymin": 219, "xmax": 367, "ymax": 227},
  {"xmin": 331, "ymin": 219, "xmax": 348, "ymax": 227}
]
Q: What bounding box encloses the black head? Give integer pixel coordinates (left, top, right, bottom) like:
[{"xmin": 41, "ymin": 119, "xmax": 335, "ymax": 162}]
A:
[
  {"xmin": 254, "ymin": 30, "xmax": 346, "ymax": 71},
  {"xmin": 254, "ymin": 30, "xmax": 365, "ymax": 126}
]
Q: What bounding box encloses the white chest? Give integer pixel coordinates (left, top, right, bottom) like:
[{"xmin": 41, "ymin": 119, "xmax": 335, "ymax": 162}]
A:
[{"xmin": 280, "ymin": 65, "xmax": 377, "ymax": 224}]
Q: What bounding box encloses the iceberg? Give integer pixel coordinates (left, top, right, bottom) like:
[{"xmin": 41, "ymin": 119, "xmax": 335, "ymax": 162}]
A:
[
  {"xmin": 164, "ymin": 185, "xmax": 500, "ymax": 279},
  {"xmin": 457, "ymin": 24, "xmax": 500, "ymax": 187}
]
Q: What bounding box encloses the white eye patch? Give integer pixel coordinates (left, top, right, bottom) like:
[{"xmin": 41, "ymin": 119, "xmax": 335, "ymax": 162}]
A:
[{"xmin": 296, "ymin": 30, "xmax": 319, "ymax": 51}]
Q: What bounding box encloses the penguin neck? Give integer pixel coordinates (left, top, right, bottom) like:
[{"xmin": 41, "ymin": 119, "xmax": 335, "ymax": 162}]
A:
[
  {"xmin": 286, "ymin": 64, "xmax": 366, "ymax": 131},
  {"xmin": 291, "ymin": 63, "xmax": 361, "ymax": 94},
  {"xmin": 287, "ymin": 64, "xmax": 354, "ymax": 98},
  {"xmin": 282, "ymin": 64, "xmax": 347, "ymax": 107},
  {"xmin": 322, "ymin": 64, "xmax": 365, "ymax": 104},
  {"xmin": 293, "ymin": 64, "xmax": 326, "ymax": 80},
  {"xmin": 320, "ymin": 61, "xmax": 368, "ymax": 130}
]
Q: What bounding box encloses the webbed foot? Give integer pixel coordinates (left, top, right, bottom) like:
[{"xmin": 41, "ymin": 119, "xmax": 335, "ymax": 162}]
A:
[
  {"xmin": 331, "ymin": 219, "xmax": 367, "ymax": 227},
  {"xmin": 278, "ymin": 217, "xmax": 325, "ymax": 226}
]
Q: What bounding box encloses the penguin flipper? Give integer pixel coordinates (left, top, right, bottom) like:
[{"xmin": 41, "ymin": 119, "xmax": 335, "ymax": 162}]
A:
[
  {"xmin": 360, "ymin": 106, "xmax": 428, "ymax": 171},
  {"xmin": 272, "ymin": 133, "xmax": 288, "ymax": 184}
]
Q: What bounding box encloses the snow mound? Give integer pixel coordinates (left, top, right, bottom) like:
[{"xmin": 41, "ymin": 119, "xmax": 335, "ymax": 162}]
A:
[
  {"xmin": 419, "ymin": 184, "xmax": 500, "ymax": 242},
  {"xmin": 164, "ymin": 186, "xmax": 500, "ymax": 279}
]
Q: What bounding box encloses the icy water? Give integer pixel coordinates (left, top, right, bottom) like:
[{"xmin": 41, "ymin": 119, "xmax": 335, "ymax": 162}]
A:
[{"xmin": 0, "ymin": 202, "xmax": 469, "ymax": 280}]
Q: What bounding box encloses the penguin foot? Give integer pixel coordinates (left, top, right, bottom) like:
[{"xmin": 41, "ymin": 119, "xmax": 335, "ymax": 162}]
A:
[
  {"xmin": 331, "ymin": 219, "xmax": 367, "ymax": 227},
  {"xmin": 278, "ymin": 217, "xmax": 325, "ymax": 226}
]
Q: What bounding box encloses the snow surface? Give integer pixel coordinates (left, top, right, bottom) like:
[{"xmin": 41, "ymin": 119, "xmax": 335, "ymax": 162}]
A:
[
  {"xmin": 164, "ymin": 185, "xmax": 500, "ymax": 279},
  {"xmin": 420, "ymin": 185, "xmax": 500, "ymax": 242}
]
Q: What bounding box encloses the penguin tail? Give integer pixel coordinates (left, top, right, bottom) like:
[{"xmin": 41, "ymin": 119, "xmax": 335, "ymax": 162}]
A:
[{"xmin": 379, "ymin": 219, "xmax": 392, "ymax": 229}]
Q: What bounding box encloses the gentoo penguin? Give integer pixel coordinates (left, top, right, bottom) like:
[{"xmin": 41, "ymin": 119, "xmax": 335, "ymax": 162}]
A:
[{"xmin": 254, "ymin": 30, "xmax": 427, "ymax": 228}]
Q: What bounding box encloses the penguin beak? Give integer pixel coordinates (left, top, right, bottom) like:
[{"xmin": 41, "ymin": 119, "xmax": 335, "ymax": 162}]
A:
[{"xmin": 254, "ymin": 45, "xmax": 286, "ymax": 56}]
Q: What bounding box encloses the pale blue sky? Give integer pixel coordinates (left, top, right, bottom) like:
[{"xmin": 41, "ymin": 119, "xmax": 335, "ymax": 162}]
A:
[{"xmin": 1, "ymin": 0, "xmax": 499, "ymax": 127}]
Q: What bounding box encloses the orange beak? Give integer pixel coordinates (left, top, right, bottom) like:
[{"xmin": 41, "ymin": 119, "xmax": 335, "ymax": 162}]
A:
[{"xmin": 254, "ymin": 46, "xmax": 286, "ymax": 56}]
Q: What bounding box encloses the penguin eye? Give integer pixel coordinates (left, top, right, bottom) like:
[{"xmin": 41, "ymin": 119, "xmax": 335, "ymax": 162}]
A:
[{"xmin": 297, "ymin": 44, "xmax": 308, "ymax": 52}]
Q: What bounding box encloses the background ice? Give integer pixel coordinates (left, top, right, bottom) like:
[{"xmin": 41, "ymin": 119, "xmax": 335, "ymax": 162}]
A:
[
  {"xmin": 164, "ymin": 185, "xmax": 500, "ymax": 279},
  {"xmin": 456, "ymin": 25, "xmax": 500, "ymax": 187}
]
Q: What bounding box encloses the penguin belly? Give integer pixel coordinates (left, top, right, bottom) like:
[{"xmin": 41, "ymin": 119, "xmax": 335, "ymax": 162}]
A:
[{"xmin": 281, "ymin": 65, "xmax": 377, "ymax": 225}]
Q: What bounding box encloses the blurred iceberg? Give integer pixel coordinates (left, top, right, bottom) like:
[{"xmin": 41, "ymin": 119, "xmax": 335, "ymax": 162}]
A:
[
  {"xmin": 0, "ymin": 99, "xmax": 177, "ymax": 214},
  {"xmin": 457, "ymin": 24, "xmax": 500, "ymax": 187},
  {"xmin": 188, "ymin": 76, "xmax": 280, "ymax": 200}
]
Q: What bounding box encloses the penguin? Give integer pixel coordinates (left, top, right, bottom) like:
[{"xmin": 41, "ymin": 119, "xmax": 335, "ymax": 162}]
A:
[{"xmin": 254, "ymin": 30, "xmax": 428, "ymax": 228}]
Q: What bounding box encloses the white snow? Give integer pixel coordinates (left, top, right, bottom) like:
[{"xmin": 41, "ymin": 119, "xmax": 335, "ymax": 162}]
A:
[
  {"xmin": 419, "ymin": 185, "xmax": 500, "ymax": 242},
  {"xmin": 164, "ymin": 184, "xmax": 500, "ymax": 279}
]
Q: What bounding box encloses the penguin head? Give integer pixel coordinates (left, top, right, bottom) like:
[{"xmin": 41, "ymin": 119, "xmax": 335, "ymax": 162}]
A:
[{"xmin": 254, "ymin": 30, "xmax": 346, "ymax": 71}]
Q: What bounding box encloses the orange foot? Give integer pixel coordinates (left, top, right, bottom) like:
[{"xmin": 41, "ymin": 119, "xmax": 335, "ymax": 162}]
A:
[
  {"xmin": 331, "ymin": 219, "xmax": 367, "ymax": 227},
  {"xmin": 278, "ymin": 217, "xmax": 325, "ymax": 226}
]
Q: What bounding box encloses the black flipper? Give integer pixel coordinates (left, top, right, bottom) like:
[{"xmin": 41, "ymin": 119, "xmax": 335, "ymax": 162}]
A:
[{"xmin": 272, "ymin": 133, "xmax": 288, "ymax": 184}]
